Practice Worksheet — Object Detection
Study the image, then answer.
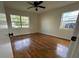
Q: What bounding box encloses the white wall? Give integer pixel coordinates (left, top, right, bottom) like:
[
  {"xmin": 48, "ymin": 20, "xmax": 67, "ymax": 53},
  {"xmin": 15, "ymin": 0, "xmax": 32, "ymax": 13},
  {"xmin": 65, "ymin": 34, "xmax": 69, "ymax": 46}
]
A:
[
  {"xmin": 0, "ymin": 2, "xmax": 13, "ymax": 58},
  {"xmin": 39, "ymin": 2, "xmax": 79, "ymax": 40},
  {"xmin": 5, "ymin": 8, "xmax": 38, "ymax": 36}
]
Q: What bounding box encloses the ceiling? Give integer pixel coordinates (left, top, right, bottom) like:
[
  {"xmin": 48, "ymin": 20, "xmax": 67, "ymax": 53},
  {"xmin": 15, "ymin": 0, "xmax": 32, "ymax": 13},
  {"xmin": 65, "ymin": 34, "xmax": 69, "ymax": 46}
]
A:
[{"xmin": 4, "ymin": 1, "xmax": 77, "ymax": 14}]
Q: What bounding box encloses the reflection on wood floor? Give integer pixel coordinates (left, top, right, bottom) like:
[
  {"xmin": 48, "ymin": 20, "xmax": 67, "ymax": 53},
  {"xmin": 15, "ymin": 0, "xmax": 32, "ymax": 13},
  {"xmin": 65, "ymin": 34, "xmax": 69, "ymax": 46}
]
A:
[{"xmin": 10, "ymin": 33, "xmax": 70, "ymax": 58}]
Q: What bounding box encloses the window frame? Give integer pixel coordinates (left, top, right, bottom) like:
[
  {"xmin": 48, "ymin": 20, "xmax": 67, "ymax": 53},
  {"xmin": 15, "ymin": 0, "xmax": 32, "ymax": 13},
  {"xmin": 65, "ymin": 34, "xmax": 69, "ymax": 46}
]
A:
[
  {"xmin": 0, "ymin": 13, "xmax": 8, "ymax": 29},
  {"xmin": 10, "ymin": 14, "xmax": 21, "ymax": 28},
  {"xmin": 21, "ymin": 16, "xmax": 30, "ymax": 28},
  {"xmin": 10, "ymin": 14, "xmax": 30, "ymax": 29},
  {"xmin": 60, "ymin": 10, "xmax": 79, "ymax": 30}
]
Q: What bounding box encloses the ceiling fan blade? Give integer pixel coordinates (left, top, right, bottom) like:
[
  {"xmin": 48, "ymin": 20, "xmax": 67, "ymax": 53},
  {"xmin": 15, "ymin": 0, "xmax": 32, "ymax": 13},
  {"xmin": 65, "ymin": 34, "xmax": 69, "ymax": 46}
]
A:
[
  {"xmin": 27, "ymin": 6, "xmax": 34, "ymax": 9},
  {"xmin": 37, "ymin": 1, "xmax": 43, "ymax": 5},
  {"xmin": 38, "ymin": 6, "xmax": 46, "ymax": 9},
  {"xmin": 27, "ymin": 2, "xmax": 34, "ymax": 5}
]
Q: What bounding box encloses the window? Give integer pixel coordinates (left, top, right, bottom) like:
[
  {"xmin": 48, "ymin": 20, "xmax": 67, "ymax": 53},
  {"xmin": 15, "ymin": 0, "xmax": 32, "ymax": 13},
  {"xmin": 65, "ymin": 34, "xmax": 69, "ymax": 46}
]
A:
[
  {"xmin": 0, "ymin": 13, "xmax": 8, "ymax": 29},
  {"xmin": 10, "ymin": 15, "xmax": 29, "ymax": 28},
  {"xmin": 21, "ymin": 16, "xmax": 29, "ymax": 28},
  {"xmin": 10, "ymin": 15, "xmax": 21, "ymax": 28},
  {"xmin": 60, "ymin": 10, "xmax": 79, "ymax": 29}
]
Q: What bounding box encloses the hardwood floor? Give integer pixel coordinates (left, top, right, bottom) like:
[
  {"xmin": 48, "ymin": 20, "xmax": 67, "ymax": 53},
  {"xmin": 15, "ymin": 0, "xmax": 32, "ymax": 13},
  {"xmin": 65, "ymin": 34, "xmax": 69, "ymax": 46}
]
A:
[{"xmin": 10, "ymin": 33, "xmax": 70, "ymax": 58}]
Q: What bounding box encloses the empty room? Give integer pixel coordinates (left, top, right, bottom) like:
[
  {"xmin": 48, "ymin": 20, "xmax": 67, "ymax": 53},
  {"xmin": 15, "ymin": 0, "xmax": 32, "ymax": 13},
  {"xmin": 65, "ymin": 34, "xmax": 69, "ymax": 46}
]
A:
[{"xmin": 0, "ymin": 1, "xmax": 79, "ymax": 58}]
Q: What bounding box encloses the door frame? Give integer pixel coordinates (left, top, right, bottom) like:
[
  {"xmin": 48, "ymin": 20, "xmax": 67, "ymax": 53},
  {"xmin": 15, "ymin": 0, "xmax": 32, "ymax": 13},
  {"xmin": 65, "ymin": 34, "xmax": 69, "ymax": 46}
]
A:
[{"xmin": 67, "ymin": 14, "xmax": 79, "ymax": 58}]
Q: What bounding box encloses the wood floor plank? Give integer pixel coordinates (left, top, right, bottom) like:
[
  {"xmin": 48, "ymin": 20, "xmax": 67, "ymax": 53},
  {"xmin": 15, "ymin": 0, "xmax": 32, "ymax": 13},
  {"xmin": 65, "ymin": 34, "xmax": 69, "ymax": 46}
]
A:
[{"xmin": 10, "ymin": 33, "xmax": 70, "ymax": 58}]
